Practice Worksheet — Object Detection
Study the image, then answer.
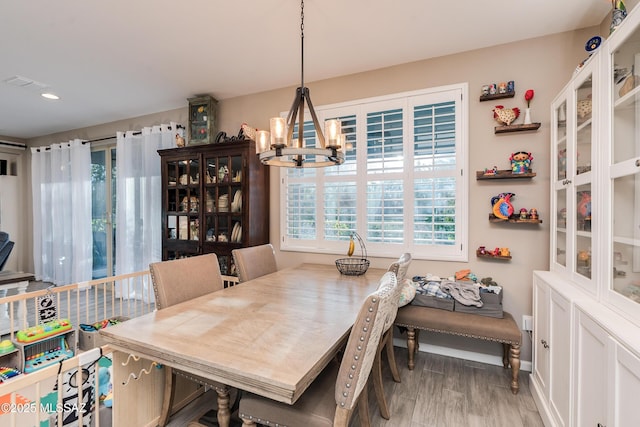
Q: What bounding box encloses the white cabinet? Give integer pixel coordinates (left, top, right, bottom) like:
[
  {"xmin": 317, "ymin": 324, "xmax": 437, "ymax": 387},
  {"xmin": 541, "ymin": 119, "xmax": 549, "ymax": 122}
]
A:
[
  {"xmin": 574, "ymin": 306, "xmax": 640, "ymax": 427},
  {"xmin": 531, "ymin": 272, "xmax": 571, "ymax": 427},
  {"xmin": 574, "ymin": 308, "xmax": 608, "ymax": 427},
  {"xmin": 610, "ymin": 338, "xmax": 640, "ymax": 426},
  {"xmin": 533, "ymin": 5, "xmax": 640, "ymax": 426}
]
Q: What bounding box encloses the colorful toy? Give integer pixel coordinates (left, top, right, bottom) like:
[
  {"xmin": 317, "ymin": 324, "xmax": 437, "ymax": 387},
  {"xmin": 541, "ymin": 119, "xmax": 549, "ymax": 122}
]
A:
[
  {"xmin": 17, "ymin": 318, "xmax": 72, "ymax": 343},
  {"xmin": 519, "ymin": 208, "xmax": 528, "ymax": 220},
  {"xmin": 0, "ymin": 366, "xmax": 21, "ymax": 382},
  {"xmin": 0, "ymin": 339, "xmax": 15, "ymax": 354}
]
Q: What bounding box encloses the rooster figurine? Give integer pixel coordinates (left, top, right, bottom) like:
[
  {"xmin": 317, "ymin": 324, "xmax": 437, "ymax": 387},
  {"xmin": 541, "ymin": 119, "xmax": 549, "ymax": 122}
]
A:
[
  {"xmin": 493, "ymin": 105, "xmax": 521, "ymax": 126},
  {"xmin": 491, "ymin": 192, "xmax": 515, "ymax": 220}
]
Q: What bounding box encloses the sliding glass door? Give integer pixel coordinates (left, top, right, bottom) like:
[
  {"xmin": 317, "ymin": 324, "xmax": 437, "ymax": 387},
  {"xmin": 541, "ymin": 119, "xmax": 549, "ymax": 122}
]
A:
[{"xmin": 91, "ymin": 146, "xmax": 116, "ymax": 279}]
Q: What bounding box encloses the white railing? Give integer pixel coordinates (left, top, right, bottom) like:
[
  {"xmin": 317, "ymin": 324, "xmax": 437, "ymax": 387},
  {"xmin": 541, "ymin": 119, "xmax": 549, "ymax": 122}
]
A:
[
  {"xmin": 0, "ymin": 271, "xmax": 155, "ymax": 341},
  {"xmin": 0, "ymin": 272, "xmax": 239, "ymax": 342}
]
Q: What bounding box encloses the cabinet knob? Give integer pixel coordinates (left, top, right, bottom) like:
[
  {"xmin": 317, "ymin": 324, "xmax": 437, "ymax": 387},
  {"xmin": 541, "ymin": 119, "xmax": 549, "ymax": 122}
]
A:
[
  {"xmin": 636, "ymin": 159, "xmax": 640, "ymax": 167},
  {"xmin": 541, "ymin": 339, "xmax": 549, "ymax": 349}
]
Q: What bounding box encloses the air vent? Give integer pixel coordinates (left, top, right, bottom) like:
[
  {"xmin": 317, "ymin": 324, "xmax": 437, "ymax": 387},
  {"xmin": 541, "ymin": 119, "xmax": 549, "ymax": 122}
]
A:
[
  {"xmin": 4, "ymin": 75, "xmax": 34, "ymax": 87},
  {"xmin": 3, "ymin": 75, "xmax": 49, "ymax": 92}
]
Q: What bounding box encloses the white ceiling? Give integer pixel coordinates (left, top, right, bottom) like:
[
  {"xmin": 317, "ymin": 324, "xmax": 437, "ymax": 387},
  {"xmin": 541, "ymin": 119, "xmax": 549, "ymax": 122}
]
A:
[{"xmin": 0, "ymin": 0, "xmax": 612, "ymax": 140}]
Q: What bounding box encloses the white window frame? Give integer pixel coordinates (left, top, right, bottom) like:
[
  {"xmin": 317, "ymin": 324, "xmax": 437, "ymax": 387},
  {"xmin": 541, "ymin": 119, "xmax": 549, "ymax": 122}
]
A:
[{"xmin": 279, "ymin": 83, "xmax": 468, "ymax": 262}]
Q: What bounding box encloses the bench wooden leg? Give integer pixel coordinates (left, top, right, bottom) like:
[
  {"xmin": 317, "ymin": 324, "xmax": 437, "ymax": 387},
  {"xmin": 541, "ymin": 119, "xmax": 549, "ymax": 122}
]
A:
[
  {"xmin": 502, "ymin": 343, "xmax": 509, "ymax": 368},
  {"xmin": 406, "ymin": 328, "xmax": 417, "ymax": 370},
  {"xmin": 509, "ymin": 344, "xmax": 520, "ymax": 394}
]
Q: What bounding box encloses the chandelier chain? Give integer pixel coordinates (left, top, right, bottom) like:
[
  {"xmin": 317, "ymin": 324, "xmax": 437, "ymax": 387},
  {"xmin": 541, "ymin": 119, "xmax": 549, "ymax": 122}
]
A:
[{"xmin": 300, "ymin": 0, "xmax": 305, "ymax": 90}]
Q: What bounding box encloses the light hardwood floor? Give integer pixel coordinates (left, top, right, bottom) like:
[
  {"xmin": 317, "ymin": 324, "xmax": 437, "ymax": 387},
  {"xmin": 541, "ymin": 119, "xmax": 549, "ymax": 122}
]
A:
[{"xmin": 167, "ymin": 347, "xmax": 543, "ymax": 427}]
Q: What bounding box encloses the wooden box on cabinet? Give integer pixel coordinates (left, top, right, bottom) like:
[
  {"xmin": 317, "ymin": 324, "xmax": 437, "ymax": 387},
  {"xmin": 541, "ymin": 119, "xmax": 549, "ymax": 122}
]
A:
[
  {"xmin": 187, "ymin": 95, "xmax": 218, "ymax": 145},
  {"xmin": 159, "ymin": 140, "xmax": 269, "ymax": 276}
]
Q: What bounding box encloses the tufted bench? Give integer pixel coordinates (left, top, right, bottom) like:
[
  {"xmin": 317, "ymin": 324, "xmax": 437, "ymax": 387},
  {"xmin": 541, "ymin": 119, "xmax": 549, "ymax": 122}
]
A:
[{"xmin": 394, "ymin": 305, "xmax": 522, "ymax": 394}]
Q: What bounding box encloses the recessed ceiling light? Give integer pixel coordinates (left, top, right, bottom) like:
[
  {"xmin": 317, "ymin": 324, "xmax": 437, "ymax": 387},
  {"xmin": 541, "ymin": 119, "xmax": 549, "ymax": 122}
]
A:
[{"xmin": 41, "ymin": 93, "xmax": 60, "ymax": 100}]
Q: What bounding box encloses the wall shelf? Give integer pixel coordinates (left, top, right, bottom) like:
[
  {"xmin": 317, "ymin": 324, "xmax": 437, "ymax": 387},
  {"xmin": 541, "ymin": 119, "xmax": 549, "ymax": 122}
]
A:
[
  {"xmin": 479, "ymin": 92, "xmax": 515, "ymax": 102},
  {"xmin": 488, "ymin": 214, "xmax": 542, "ymax": 224},
  {"xmin": 476, "ymin": 169, "xmax": 536, "ymax": 180},
  {"xmin": 495, "ymin": 123, "xmax": 541, "ymax": 134},
  {"xmin": 476, "ymin": 249, "xmax": 512, "ymax": 260}
]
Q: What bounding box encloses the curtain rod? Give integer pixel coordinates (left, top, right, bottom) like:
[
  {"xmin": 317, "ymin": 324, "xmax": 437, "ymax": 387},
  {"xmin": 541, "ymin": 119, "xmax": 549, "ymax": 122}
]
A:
[
  {"xmin": 82, "ymin": 124, "xmax": 185, "ymax": 144},
  {"xmin": 34, "ymin": 124, "xmax": 185, "ymax": 151}
]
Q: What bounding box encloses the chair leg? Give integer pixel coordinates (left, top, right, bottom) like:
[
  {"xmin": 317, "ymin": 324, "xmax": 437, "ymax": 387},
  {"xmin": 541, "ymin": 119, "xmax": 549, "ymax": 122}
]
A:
[
  {"xmin": 372, "ymin": 344, "xmax": 390, "ymax": 420},
  {"xmin": 509, "ymin": 344, "xmax": 521, "ymax": 395},
  {"xmin": 357, "ymin": 381, "xmax": 371, "ymax": 427},
  {"xmin": 215, "ymin": 389, "xmax": 231, "ymax": 427},
  {"xmin": 385, "ymin": 331, "xmax": 401, "ymax": 383},
  {"xmin": 158, "ymin": 368, "xmax": 176, "ymax": 426}
]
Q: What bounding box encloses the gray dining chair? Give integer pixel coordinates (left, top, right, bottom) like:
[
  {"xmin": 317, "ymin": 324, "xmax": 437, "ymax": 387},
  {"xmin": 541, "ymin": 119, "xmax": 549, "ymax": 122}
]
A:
[
  {"xmin": 232, "ymin": 243, "xmax": 277, "ymax": 283},
  {"xmin": 149, "ymin": 253, "xmax": 234, "ymax": 427},
  {"xmin": 373, "ymin": 252, "xmax": 412, "ymax": 419},
  {"xmin": 238, "ymin": 271, "xmax": 398, "ymax": 427}
]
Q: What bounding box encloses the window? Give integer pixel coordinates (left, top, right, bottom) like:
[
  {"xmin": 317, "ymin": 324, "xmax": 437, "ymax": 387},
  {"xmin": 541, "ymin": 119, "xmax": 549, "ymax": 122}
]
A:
[{"xmin": 280, "ymin": 84, "xmax": 468, "ymax": 261}]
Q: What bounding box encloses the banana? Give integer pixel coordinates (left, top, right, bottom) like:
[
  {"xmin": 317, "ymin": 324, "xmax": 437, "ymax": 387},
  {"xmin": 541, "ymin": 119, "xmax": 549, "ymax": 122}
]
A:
[{"xmin": 347, "ymin": 236, "xmax": 355, "ymax": 257}]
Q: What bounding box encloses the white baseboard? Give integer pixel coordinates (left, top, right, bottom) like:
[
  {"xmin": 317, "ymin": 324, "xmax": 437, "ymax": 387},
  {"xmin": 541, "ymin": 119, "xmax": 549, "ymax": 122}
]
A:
[{"xmin": 392, "ymin": 336, "xmax": 532, "ymax": 372}]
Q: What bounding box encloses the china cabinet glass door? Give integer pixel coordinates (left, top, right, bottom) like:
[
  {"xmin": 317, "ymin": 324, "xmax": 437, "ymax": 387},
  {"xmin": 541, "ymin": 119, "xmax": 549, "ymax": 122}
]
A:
[
  {"xmin": 551, "ymin": 59, "xmax": 596, "ymax": 293},
  {"xmin": 574, "ymin": 74, "xmax": 594, "ymax": 284},
  {"xmin": 553, "ymin": 98, "xmax": 569, "ymax": 270},
  {"xmin": 607, "ymin": 22, "xmax": 640, "ymax": 320}
]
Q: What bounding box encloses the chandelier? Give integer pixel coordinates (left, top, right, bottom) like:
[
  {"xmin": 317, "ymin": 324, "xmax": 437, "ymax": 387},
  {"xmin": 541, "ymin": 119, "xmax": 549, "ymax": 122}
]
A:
[{"xmin": 255, "ymin": 0, "xmax": 345, "ymax": 168}]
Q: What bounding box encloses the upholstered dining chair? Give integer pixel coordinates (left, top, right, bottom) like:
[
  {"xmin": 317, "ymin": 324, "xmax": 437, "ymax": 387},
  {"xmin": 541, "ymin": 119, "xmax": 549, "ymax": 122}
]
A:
[
  {"xmin": 238, "ymin": 271, "xmax": 399, "ymax": 427},
  {"xmin": 149, "ymin": 253, "xmax": 234, "ymax": 427},
  {"xmin": 373, "ymin": 252, "xmax": 412, "ymax": 419},
  {"xmin": 232, "ymin": 243, "xmax": 277, "ymax": 283}
]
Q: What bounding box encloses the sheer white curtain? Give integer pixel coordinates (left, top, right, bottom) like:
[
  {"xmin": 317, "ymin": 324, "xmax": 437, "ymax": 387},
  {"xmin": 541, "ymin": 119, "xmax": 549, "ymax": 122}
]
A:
[
  {"xmin": 31, "ymin": 139, "xmax": 92, "ymax": 285},
  {"xmin": 115, "ymin": 123, "xmax": 178, "ymax": 300}
]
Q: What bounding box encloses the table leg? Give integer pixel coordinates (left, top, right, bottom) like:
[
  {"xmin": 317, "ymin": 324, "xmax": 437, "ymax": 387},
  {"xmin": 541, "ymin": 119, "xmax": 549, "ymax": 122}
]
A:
[{"xmin": 216, "ymin": 389, "xmax": 231, "ymax": 427}]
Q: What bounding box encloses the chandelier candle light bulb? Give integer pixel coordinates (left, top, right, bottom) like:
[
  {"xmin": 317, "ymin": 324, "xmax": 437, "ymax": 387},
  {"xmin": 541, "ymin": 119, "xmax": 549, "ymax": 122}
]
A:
[
  {"xmin": 270, "ymin": 117, "xmax": 287, "ymax": 148},
  {"xmin": 324, "ymin": 119, "xmax": 341, "ymax": 148},
  {"xmin": 256, "ymin": 130, "xmax": 270, "ymax": 154}
]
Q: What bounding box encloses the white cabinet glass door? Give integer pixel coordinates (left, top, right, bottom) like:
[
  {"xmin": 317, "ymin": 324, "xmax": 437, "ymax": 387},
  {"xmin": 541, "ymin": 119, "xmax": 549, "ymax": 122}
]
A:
[{"xmin": 608, "ymin": 22, "xmax": 640, "ymax": 320}]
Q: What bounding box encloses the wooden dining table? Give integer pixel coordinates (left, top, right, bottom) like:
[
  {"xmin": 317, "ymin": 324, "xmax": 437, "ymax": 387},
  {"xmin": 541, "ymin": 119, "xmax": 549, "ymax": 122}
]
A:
[{"xmin": 100, "ymin": 263, "xmax": 386, "ymax": 426}]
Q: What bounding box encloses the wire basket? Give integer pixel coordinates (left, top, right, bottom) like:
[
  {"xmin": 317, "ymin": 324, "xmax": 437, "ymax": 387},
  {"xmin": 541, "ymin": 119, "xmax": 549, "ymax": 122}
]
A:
[
  {"xmin": 335, "ymin": 257, "xmax": 370, "ymax": 276},
  {"xmin": 335, "ymin": 232, "xmax": 369, "ymax": 276}
]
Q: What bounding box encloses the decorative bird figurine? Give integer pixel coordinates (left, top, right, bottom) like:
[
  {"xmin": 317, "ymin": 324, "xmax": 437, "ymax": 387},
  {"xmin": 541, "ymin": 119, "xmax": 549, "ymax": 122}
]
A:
[
  {"xmin": 493, "ymin": 105, "xmax": 521, "ymax": 126},
  {"xmin": 175, "ymin": 133, "xmax": 186, "ymax": 148},
  {"xmin": 491, "ymin": 192, "xmax": 515, "ymax": 220}
]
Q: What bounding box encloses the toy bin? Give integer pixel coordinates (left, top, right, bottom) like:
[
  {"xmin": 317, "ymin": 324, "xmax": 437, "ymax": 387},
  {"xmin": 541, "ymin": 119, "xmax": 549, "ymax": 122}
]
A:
[{"xmin": 78, "ymin": 316, "xmax": 129, "ymax": 351}]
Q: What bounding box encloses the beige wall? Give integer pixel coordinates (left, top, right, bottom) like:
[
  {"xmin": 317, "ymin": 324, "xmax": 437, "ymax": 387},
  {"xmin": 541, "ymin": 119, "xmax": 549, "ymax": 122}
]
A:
[{"xmin": 22, "ymin": 26, "xmax": 599, "ymax": 364}]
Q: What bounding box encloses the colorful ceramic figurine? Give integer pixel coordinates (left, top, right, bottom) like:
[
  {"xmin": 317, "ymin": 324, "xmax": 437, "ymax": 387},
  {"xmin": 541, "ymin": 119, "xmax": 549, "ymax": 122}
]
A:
[
  {"xmin": 519, "ymin": 208, "xmax": 528, "ymax": 220},
  {"xmin": 491, "ymin": 192, "xmax": 515, "ymax": 220},
  {"xmin": 529, "ymin": 208, "xmax": 539, "ymax": 220},
  {"xmin": 510, "ymin": 151, "xmax": 533, "ymax": 174},
  {"xmin": 484, "ymin": 166, "xmax": 498, "ymax": 176}
]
